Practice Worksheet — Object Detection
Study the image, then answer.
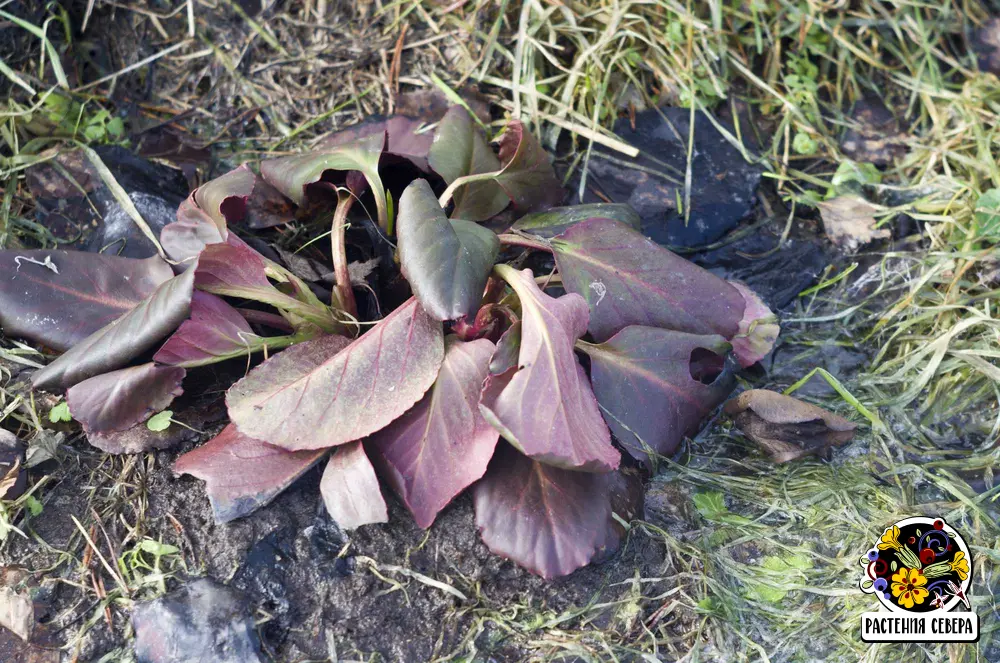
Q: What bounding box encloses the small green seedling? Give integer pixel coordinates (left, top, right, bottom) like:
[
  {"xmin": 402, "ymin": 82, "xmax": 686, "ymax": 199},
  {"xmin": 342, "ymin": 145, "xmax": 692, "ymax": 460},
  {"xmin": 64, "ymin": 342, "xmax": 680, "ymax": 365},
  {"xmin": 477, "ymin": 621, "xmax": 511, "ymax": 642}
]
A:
[
  {"xmin": 48, "ymin": 401, "xmax": 71, "ymax": 423},
  {"xmin": 146, "ymin": 410, "xmax": 173, "ymax": 432}
]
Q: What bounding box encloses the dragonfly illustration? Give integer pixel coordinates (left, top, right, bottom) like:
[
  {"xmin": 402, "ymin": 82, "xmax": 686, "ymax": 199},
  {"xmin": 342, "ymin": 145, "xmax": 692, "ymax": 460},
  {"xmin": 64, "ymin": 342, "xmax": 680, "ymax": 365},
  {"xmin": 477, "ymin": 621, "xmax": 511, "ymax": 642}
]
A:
[{"xmin": 945, "ymin": 580, "xmax": 971, "ymax": 611}]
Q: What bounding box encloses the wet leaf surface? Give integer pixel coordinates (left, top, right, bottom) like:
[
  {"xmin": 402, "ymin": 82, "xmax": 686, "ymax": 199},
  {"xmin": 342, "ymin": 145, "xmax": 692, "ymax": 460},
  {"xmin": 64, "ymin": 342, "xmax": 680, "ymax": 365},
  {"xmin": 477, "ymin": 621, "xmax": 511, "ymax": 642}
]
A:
[
  {"xmin": 67, "ymin": 363, "xmax": 185, "ymax": 433},
  {"xmin": 228, "ymin": 299, "xmax": 443, "ymax": 450},
  {"xmin": 511, "ymin": 203, "xmax": 641, "ymax": 238},
  {"xmin": 580, "ymin": 327, "xmax": 733, "ymax": 464},
  {"xmin": 724, "ymin": 390, "xmax": 857, "ymax": 462},
  {"xmin": 320, "ymin": 441, "xmax": 387, "ymax": 529},
  {"xmin": 174, "ymin": 424, "xmax": 326, "ymax": 523},
  {"xmin": 473, "ymin": 443, "xmax": 622, "ymax": 579},
  {"xmin": 371, "ymin": 337, "xmax": 499, "ymax": 528},
  {"xmin": 0, "ymin": 251, "xmax": 173, "ymax": 352},
  {"xmin": 481, "ymin": 266, "xmax": 618, "ymax": 472},
  {"xmin": 154, "ymin": 292, "xmax": 259, "ymax": 368},
  {"xmin": 396, "ymin": 179, "xmax": 500, "ymax": 320},
  {"xmin": 32, "ymin": 266, "xmax": 197, "ymax": 391}
]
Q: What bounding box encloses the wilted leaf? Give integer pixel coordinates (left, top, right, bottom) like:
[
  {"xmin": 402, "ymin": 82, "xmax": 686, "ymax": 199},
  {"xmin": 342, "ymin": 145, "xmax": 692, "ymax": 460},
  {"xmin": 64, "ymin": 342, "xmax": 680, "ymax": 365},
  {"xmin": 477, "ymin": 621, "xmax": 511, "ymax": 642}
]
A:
[
  {"xmin": 511, "ymin": 203, "xmax": 641, "ymax": 238},
  {"xmin": 0, "ymin": 585, "xmax": 33, "ymax": 641},
  {"xmin": 488, "ymin": 320, "xmax": 521, "ymax": 375},
  {"xmin": 0, "ymin": 430, "xmax": 25, "ymax": 500},
  {"xmin": 228, "ymin": 298, "xmax": 444, "ymax": 451},
  {"xmin": 817, "ymin": 195, "xmax": 890, "ymax": 252},
  {"xmin": 319, "ymin": 115, "xmax": 436, "ymax": 173},
  {"xmin": 551, "ymin": 218, "xmax": 778, "ymax": 366},
  {"xmin": 371, "ymin": 337, "xmax": 499, "ymax": 528},
  {"xmin": 580, "ymin": 327, "xmax": 733, "ymax": 464},
  {"xmin": 87, "ymin": 418, "xmax": 197, "ymax": 454},
  {"xmin": 480, "ymin": 266, "xmax": 618, "ymax": 472},
  {"xmin": 0, "ymin": 251, "xmax": 173, "ymax": 352},
  {"xmin": 175, "ymin": 424, "xmax": 327, "ymax": 524},
  {"xmin": 429, "ymin": 106, "xmax": 508, "ymax": 221},
  {"xmin": 396, "ymin": 179, "xmax": 500, "ymax": 321},
  {"xmin": 724, "ymin": 390, "xmax": 857, "ymax": 462},
  {"xmin": 260, "ymin": 132, "xmax": 388, "ymax": 228},
  {"xmin": 67, "ymin": 363, "xmax": 185, "ymax": 433},
  {"xmin": 154, "ymin": 292, "xmax": 259, "ymax": 367},
  {"xmin": 493, "ymin": 120, "xmax": 564, "ymax": 212},
  {"xmin": 473, "ymin": 443, "xmax": 624, "ymax": 579},
  {"xmin": 320, "ymin": 441, "xmax": 387, "ymax": 529},
  {"xmin": 32, "ymin": 266, "xmax": 197, "ymax": 391},
  {"xmin": 160, "ymin": 164, "xmax": 256, "ymax": 263}
]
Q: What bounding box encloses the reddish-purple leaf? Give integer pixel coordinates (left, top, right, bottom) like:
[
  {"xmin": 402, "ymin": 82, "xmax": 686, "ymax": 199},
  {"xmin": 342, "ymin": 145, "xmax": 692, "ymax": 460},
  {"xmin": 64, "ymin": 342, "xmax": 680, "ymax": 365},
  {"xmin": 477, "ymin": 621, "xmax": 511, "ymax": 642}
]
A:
[
  {"xmin": 481, "ymin": 266, "xmax": 618, "ymax": 472},
  {"xmin": 320, "ymin": 441, "xmax": 388, "ymax": 530},
  {"xmin": 318, "ymin": 115, "xmax": 435, "ymax": 173},
  {"xmin": 729, "ymin": 282, "xmax": 781, "ymax": 369},
  {"xmin": 550, "ymin": 218, "xmax": 779, "ymax": 365},
  {"xmin": 0, "ymin": 251, "xmax": 172, "ymax": 352},
  {"xmin": 32, "ymin": 266, "xmax": 197, "ymax": 391},
  {"xmin": 67, "ymin": 362, "xmax": 185, "ymax": 433},
  {"xmin": 227, "ymin": 298, "xmax": 444, "ymax": 450},
  {"xmin": 473, "ymin": 443, "xmax": 624, "ymax": 579},
  {"xmin": 493, "ymin": 121, "xmax": 565, "ymax": 212},
  {"xmin": 579, "ymin": 327, "xmax": 733, "ymax": 463},
  {"xmin": 511, "ymin": 203, "xmax": 641, "ymax": 238},
  {"xmin": 370, "ymin": 337, "xmax": 499, "ymax": 528},
  {"xmin": 174, "ymin": 424, "xmax": 326, "ymax": 523},
  {"xmin": 154, "ymin": 292, "xmax": 259, "ymax": 367},
  {"xmin": 160, "ymin": 164, "xmax": 255, "ymax": 263},
  {"xmin": 429, "ymin": 106, "xmax": 509, "ymax": 221},
  {"xmin": 397, "ymin": 179, "xmax": 500, "ymax": 321},
  {"xmin": 259, "ymin": 132, "xmax": 388, "ymax": 228}
]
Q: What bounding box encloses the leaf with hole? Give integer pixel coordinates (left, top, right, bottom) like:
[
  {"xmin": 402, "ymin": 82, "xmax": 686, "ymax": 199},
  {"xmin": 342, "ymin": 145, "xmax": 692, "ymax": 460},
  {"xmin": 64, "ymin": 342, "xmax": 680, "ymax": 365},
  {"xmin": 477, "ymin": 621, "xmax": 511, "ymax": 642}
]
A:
[
  {"xmin": 174, "ymin": 424, "xmax": 327, "ymax": 523},
  {"xmin": 579, "ymin": 327, "xmax": 734, "ymax": 464},
  {"xmin": 396, "ymin": 179, "xmax": 500, "ymax": 321},
  {"xmin": 370, "ymin": 337, "xmax": 499, "ymax": 528},
  {"xmin": 0, "ymin": 251, "xmax": 173, "ymax": 352},
  {"xmin": 480, "ymin": 266, "xmax": 618, "ymax": 472},
  {"xmin": 227, "ymin": 299, "xmax": 444, "ymax": 451}
]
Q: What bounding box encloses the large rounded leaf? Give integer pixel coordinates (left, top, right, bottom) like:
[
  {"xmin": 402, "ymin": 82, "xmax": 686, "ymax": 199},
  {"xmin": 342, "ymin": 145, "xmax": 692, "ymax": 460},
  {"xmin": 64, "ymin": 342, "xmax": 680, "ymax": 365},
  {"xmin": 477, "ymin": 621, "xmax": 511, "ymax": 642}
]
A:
[
  {"xmin": 397, "ymin": 179, "xmax": 500, "ymax": 321},
  {"xmin": 370, "ymin": 337, "xmax": 499, "ymax": 528},
  {"xmin": 0, "ymin": 251, "xmax": 172, "ymax": 352},
  {"xmin": 32, "ymin": 266, "xmax": 197, "ymax": 390},
  {"xmin": 227, "ymin": 298, "xmax": 444, "ymax": 451},
  {"xmin": 67, "ymin": 362, "xmax": 185, "ymax": 433},
  {"xmin": 580, "ymin": 327, "xmax": 734, "ymax": 464},
  {"xmin": 480, "ymin": 266, "xmax": 618, "ymax": 472},
  {"xmin": 175, "ymin": 424, "xmax": 327, "ymax": 524},
  {"xmin": 473, "ymin": 444, "xmax": 626, "ymax": 579}
]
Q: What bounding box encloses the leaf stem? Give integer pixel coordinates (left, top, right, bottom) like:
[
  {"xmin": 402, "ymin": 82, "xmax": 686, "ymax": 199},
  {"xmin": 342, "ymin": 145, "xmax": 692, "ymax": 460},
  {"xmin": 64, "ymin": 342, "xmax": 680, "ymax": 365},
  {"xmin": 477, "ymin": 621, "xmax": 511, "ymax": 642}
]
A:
[
  {"xmin": 438, "ymin": 171, "xmax": 501, "ymax": 209},
  {"xmin": 331, "ymin": 193, "xmax": 358, "ymax": 318},
  {"xmin": 497, "ymin": 232, "xmax": 552, "ymax": 253}
]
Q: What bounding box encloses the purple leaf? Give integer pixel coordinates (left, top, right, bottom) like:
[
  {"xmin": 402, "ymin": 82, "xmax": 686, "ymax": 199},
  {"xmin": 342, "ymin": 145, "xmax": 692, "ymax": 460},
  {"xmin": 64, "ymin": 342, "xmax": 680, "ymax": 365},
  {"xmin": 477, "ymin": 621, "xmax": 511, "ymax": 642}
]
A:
[
  {"xmin": 511, "ymin": 203, "xmax": 641, "ymax": 238},
  {"xmin": 397, "ymin": 179, "xmax": 500, "ymax": 321},
  {"xmin": 32, "ymin": 266, "xmax": 197, "ymax": 391},
  {"xmin": 227, "ymin": 298, "xmax": 444, "ymax": 451},
  {"xmin": 550, "ymin": 218, "xmax": 779, "ymax": 365},
  {"xmin": 370, "ymin": 337, "xmax": 499, "ymax": 528},
  {"xmin": 320, "ymin": 441, "xmax": 388, "ymax": 530},
  {"xmin": 318, "ymin": 115, "xmax": 435, "ymax": 173},
  {"xmin": 493, "ymin": 120, "xmax": 565, "ymax": 212},
  {"xmin": 473, "ymin": 443, "xmax": 625, "ymax": 579},
  {"xmin": 154, "ymin": 292, "xmax": 259, "ymax": 367},
  {"xmin": 174, "ymin": 424, "xmax": 326, "ymax": 523},
  {"xmin": 0, "ymin": 251, "xmax": 173, "ymax": 352},
  {"xmin": 579, "ymin": 327, "xmax": 734, "ymax": 463},
  {"xmin": 429, "ymin": 106, "xmax": 509, "ymax": 221},
  {"xmin": 259, "ymin": 132, "xmax": 388, "ymax": 228},
  {"xmin": 160, "ymin": 164, "xmax": 255, "ymax": 263},
  {"xmin": 67, "ymin": 362, "xmax": 185, "ymax": 433},
  {"xmin": 480, "ymin": 266, "xmax": 618, "ymax": 472}
]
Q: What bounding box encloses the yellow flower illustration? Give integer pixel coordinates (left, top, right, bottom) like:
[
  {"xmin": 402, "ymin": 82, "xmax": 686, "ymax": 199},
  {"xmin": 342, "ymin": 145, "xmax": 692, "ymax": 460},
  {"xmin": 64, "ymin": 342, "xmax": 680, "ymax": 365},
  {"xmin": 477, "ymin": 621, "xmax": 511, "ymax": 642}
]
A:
[
  {"xmin": 949, "ymin": 551, "xmax": 969, "ymax": 581},
  {"xmin": 891, "ymin": 567, "xmax": 929, "ymax": 609},
  {"xmin": 878, "ymin": 525, "xmax": 902, "ymax": 551}
]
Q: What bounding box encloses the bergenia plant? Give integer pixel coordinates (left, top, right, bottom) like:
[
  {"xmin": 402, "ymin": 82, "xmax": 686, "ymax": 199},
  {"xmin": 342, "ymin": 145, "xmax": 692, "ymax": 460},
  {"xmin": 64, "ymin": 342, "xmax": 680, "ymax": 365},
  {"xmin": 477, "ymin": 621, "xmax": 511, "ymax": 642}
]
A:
[{"xmin": 2, "ymin": 106, "xmax": 778, "ymax": 578}]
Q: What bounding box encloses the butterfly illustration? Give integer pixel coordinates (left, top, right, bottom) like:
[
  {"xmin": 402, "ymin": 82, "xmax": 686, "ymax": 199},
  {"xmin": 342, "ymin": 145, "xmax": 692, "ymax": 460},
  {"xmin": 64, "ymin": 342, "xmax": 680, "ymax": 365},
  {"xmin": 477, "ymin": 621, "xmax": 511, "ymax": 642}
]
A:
[{"xmin": 945, "ymin": 580, "xmax": 971, "ymax": 611}]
